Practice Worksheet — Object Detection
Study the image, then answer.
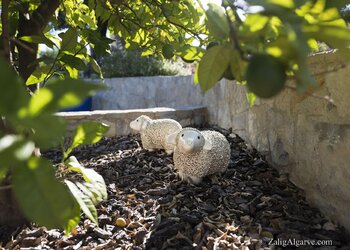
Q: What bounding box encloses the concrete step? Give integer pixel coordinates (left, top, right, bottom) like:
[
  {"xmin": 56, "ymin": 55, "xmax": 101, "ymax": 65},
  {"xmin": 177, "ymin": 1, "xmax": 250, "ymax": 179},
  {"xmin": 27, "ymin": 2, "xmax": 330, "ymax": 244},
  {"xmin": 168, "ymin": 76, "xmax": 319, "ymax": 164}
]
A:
[{"xmin": 57, "ymin": 106, "xmax": 208, "ymax": 137}]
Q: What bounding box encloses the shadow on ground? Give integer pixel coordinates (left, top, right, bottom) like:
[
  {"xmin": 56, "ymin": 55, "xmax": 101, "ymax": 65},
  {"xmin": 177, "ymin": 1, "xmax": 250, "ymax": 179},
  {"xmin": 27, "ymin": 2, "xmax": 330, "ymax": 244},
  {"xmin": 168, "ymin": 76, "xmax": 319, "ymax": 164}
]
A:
[{"xmin": 2, "ymin": 127, "xmax": 349, "ymax": 249}]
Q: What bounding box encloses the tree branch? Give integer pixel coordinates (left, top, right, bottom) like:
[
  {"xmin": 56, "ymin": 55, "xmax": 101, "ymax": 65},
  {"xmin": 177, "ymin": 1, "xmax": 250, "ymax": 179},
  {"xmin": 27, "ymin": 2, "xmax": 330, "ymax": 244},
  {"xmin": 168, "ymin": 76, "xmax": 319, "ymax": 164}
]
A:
[
  {"xmin": 32, "ymin": 0, "xmax": 61, "ymax": 29},
  {"xmin": 0, "ymin": 0, "xmax": 11, "ymax": 63}
]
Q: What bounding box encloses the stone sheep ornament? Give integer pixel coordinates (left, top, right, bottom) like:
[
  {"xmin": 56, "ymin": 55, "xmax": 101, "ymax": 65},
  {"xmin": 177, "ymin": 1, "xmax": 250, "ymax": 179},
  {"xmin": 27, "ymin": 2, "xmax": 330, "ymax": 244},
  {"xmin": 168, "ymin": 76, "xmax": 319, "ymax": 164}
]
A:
[
  {"xmin": 129, "ymin": 115, "xmax": 182, "ymax": 154},
  {"xmin": 166, "ymin": 127, "xmax": 231, "ymax": 184}
]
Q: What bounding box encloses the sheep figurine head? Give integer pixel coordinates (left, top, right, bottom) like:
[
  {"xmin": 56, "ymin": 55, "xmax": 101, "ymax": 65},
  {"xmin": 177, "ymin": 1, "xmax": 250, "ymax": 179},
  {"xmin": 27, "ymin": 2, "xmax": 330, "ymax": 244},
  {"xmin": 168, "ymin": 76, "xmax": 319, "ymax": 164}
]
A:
[
  {"xmin": 129, "ymin": 115, "xmax": 152, "ymax": 132},
  {"xmin": 167, "ymin": 128, "xmax": 212, "ymax": 153}
]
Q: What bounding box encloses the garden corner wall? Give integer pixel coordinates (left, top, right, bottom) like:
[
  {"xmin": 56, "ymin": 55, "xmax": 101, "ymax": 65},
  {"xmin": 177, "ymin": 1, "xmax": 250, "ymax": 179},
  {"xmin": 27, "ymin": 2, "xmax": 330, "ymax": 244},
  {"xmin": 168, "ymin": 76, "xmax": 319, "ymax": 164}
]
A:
[
  {"xmin": 203, "ymin": 51, "xmax": 350, "ymax": 232},
  {"xmin": 92, "ymin": 75, "xmax": 204, "ymax": 110}
]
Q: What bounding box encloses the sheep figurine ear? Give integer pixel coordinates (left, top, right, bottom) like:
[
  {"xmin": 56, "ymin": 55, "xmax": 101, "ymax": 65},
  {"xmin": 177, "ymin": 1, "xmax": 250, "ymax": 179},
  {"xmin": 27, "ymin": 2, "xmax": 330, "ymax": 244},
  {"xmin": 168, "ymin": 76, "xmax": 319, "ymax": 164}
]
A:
[
  {"xmin": 166, "ymin": 132, "xmax": 178, "ymax": 145},
  {"xmin": 203, "ymin": 138, "xmax": 212, "ymax": 150},
  {"xmin": 141, "ymin": 120, "xmax": 150, "ymax": 131}
]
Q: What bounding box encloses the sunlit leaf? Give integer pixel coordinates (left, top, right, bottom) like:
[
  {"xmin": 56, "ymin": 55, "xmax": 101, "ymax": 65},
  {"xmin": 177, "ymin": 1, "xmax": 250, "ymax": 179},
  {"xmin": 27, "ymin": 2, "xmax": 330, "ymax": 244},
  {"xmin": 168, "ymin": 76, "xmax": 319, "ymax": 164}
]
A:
[
  {"xmin": 198, "ymin": 45, "xmax": 231, "ymax": 92},
  {"xmin": 19, "ymin": 35, "xmax": 56, "ymax": 48},
  {"xmin": 206, "ymin": 3, "xmax": 230, "ymax": 40},
  {"xmin": 65, "ymin": 180, "xmax": 98, "ymax": 225},
  {"xmin": 246, "ymin": 92, "xmax": 257, "ymax": 107},
  {"xmin": 28, "ymin": 78, "xmax": 104, "ymax": 115},
  {"xmin": 60, "ymin": 54, "xmax": 87, "ymax": 71},
  {"xmin": 64, "ymin": 122, "xmax": 110, "ymax": 158},
  {"xmin": 0, "ymin": 135, "xmax": 34, "ymax": 167},
  {"xmin": 26, "ymin": 65, "xmax": 52, "ymax": 86}
]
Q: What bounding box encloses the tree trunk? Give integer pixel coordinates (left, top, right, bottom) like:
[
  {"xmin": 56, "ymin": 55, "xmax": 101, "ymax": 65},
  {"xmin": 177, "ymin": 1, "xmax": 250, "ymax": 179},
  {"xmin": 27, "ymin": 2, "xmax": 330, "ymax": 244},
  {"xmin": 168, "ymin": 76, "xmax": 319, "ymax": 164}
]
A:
[
  {"xmin": 0, "ymin": 185, "xmax": 26, "ymax": 227},
  {"xmin": 16, "ymin": 0, "xmax": 60, "ymax": 88},
  {"xmin": 0, "ymin": 0, "xmax": 11, "ymax": 63}
]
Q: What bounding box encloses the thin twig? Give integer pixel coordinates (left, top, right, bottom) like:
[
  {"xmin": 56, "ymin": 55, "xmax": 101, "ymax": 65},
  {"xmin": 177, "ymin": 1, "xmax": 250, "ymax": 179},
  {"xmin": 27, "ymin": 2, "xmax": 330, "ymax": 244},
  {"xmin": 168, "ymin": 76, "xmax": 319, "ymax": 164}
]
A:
[
  {"xmin": 285, "ymin": 85, "xmax": 334, "ymax": 103},
  {"xmin": 10, "ymin": 38, "xmax": 37, "ymax": 54},
  {"xmin": 42, "ymin": 43, "xmax": 89, "ymax": 85},
  {"xmin": 0, "ymin": 116, "xmax": 7, "ymax": 134},
  {"xmin": 0, "ymin": 184, "xmax": 12, "ymax": 191},
  {"xmin": 225, "ymin": 8, "xmax": 245, "ymax": 60}
]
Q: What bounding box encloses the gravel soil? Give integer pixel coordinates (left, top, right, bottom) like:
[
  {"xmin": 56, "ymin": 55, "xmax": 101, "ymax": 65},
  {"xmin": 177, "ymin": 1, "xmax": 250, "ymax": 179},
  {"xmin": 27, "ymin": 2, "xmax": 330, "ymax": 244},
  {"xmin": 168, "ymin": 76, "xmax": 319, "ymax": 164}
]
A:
[{"xmin": 1, "ymin": 127, "xmax": 349, "ymax": 249}]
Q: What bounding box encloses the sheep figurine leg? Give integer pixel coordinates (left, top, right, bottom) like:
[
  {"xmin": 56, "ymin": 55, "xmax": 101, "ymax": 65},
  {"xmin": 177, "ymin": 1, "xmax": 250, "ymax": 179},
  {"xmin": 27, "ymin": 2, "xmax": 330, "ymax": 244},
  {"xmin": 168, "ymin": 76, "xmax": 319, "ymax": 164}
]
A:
[{"xmin": 167, "ymin": 128, "xmax": 231, "ymax": 184}]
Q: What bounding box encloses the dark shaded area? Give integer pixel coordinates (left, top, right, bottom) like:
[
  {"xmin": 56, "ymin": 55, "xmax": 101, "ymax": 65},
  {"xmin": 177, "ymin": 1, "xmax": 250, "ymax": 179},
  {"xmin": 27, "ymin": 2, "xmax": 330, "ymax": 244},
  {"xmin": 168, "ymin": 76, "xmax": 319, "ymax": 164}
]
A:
[{"xmin": 1, "ymin": 127, "xmax": 349, "ymax": 249}]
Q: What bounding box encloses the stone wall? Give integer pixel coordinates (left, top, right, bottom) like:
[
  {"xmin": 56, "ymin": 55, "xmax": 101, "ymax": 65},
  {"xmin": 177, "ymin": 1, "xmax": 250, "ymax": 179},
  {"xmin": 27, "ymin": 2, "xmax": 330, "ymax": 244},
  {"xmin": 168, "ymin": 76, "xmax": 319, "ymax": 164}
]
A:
[
  {"xmin": 203, "ymin": 51, "xmax": 350, "ymax": 232},
  {"xmin": 92, "ymin": 75, "xmax": 204, "ymax": 110},
  {"xmin": 57, "ymin": 106, "xmax": 207, "ymax": 138}
]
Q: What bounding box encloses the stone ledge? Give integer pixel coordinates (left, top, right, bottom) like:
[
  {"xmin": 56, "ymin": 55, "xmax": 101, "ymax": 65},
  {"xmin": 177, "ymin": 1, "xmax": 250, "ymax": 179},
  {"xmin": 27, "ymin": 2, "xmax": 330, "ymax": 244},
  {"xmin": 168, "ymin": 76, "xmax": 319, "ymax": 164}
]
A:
[{"xmin": 57, "ymin": 106, "xmax": 208, "ymax": 137}]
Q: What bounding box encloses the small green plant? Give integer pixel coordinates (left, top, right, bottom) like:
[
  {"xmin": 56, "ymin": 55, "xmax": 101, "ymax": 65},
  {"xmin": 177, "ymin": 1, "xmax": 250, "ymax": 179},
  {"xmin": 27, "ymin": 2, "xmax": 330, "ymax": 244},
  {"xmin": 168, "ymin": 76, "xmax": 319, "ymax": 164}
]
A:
[
  {"xmin": 100, "ymin": 48, "xmax": 192, "ymax": 78},
  {"xmin": 0, "ymin": 59, "xmax": 109, "ymax": 232}
]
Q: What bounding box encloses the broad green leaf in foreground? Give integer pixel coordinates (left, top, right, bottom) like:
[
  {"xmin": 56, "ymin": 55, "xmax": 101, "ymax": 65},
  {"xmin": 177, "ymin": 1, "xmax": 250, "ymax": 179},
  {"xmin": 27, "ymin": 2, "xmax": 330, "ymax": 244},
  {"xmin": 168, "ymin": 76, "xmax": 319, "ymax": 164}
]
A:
[
  {"xmin": 28, "ymin": 79, "xmax": 105, "ymax": 116},
  {"xmin": 19, "ymin": 114, "xmax": 66, "ymax": 149},
  {"xmin": 64, "ymin": 156, "xmax": 108, "ymax": 224},
  {"xmin": 13, "ymin": 157, "xmax": 80, "ymax": 232},
  {"xmin": 0, "ymin": 59, "xmax": 29, "ymax": 116},
  {"xmin": 65, "ymin": 180, "xmax": 98, "ymax": 225},
  {"xmin": 205, "ymin": 3, "xmax": 230, "ymax": 40},
  {"xmin": 198, "ymin": 45, "xmax": 231, "ymax": 92},
  {"xmin": 0, "ymin": 135, "xmax": 34, "ymax": 168}
]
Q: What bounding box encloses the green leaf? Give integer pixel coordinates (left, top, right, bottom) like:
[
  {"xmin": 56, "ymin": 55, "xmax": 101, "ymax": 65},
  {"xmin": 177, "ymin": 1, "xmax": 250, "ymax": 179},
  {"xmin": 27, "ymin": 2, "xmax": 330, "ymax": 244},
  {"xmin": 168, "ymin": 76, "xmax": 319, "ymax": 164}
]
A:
[
  {"xmin": 246, "ymin": 92, "xmax": 257, "ymax": 107},
  {"xmin": 303, "ymin": 24, "xmax": 350, "ymax": 59},
  {"xmin": 65, "ymin": 156, "xmax": 107, "ymax": 201},
  {"xmin": 177, "ymin": 45, "xmax": 204, "ymax": 61},
  {"xmin": 88, "ymin": 55, "xmax": 103, "ymax": 78},
  {"xmin": 246, "ymin": 0, "xmax": 295, "ymax": 12},
  {"xmin": 229, "ymin": 50, "xmax": 247, "ymax": 82},
  {"xmin": 65, "ymin": 65, "xmax": 79, "ymax": 79},
  {"xmin": 19, "ymin": 115, "xmax": 66, "ymax": 149},
  {"xmin": 325, "ymin": 0, "xmax": 348, "ymax": 11},
  {"xmin": 205, "ymin": 3, "xmax": 230, "ymax": 40},
  {"xmin": 194, "ymin": 63, "xmax": 199, "ymax": 84},
  {"xmin": 26, "ymin": 65, "xmax": 52, "ymax": 86},
  {"xmin": 0, "ymin": 135, "xmax": 34, "ymax": 168},
  {"xmin": 0, "ymin": 59, "xmax": 29, "ymax": 117},
  {"xmin": 162, "ymin": 44, "xmax": 174, "ymax": 59},
  {"xmin": 198, "ymin": 45, "xmax": 231, "ymax": 92},
  {"xmin": 64, "ymin": 156, "xmax": 107, "ymax": 225},
  {"xmin": 19, "ymin": 35, "xmax": 56, "ymax": 48},
  {"xmin": 64, "ymin": 122, "xmax": 109, "ymax": 158},
  {"xmin": 28, "ymin": 79, "xmax": 104, "ymax": 116},
  {"xmin": 59, "ymin": 28, "xmax": 78, "ymax": 52},
  {"xmin": 65, "ymin": 180, "xmax": 98, "ymax": 225},
  {"xmin": 13, "ymin": 157, "xmax": 80, "ymax": 231},
  {"xmin": 60, "ymin": 54, "xmax": 87, "ymax": 71},
  {"xmin": 241, "ymin": 14, "xmax": 269, "ymax": 33}
]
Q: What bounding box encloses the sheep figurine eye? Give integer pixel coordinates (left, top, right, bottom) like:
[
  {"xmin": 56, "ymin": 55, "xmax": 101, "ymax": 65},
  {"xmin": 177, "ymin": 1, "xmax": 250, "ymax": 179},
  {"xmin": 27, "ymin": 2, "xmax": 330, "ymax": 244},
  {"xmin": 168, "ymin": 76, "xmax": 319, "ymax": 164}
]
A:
[
  {"xmin": 197, "ymin": 136, "xmax": 200, "ymax": 139},
  {"xmin": 181, "ymin": 134, "xmax": 184, "ymax": 137},
  {"xmin": 136, "ymin": 119, "xmax": 139, "ymax": 122}
]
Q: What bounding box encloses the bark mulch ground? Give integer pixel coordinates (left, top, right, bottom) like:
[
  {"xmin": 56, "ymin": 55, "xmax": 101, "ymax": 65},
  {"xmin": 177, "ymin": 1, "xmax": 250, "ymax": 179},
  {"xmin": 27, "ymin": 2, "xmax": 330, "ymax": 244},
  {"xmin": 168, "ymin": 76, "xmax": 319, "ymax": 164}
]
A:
[{"xmin": 1, "ymin": 127, "xmax": 349, "ymax": 249}]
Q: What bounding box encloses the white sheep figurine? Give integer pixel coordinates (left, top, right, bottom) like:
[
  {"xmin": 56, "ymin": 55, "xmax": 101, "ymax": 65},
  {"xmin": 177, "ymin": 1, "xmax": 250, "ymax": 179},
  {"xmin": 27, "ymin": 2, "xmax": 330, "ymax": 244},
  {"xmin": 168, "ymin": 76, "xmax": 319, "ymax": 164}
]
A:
[
  {"xmin": 130, "ymin": 115, "xmax": 182, "ymax": 154},
  {"xmin": 166, "ymin": 127, "xmax": 231, "ymax": 184}
]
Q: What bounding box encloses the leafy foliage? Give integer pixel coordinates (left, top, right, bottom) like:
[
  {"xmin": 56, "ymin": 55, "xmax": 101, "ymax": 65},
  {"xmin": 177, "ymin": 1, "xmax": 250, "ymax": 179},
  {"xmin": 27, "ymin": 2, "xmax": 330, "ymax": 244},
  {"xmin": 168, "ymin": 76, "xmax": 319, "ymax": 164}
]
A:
[
  {"xmin": 195, "ymin": 0, "xmax": 350, "ymax": 100},
  {"xmin": 0, "ymin": 59, "xmax": 109, "ymax": 232},
  {"xmin": 100, "ymin": 48, "xmax": 192, "ymax": 78}
]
